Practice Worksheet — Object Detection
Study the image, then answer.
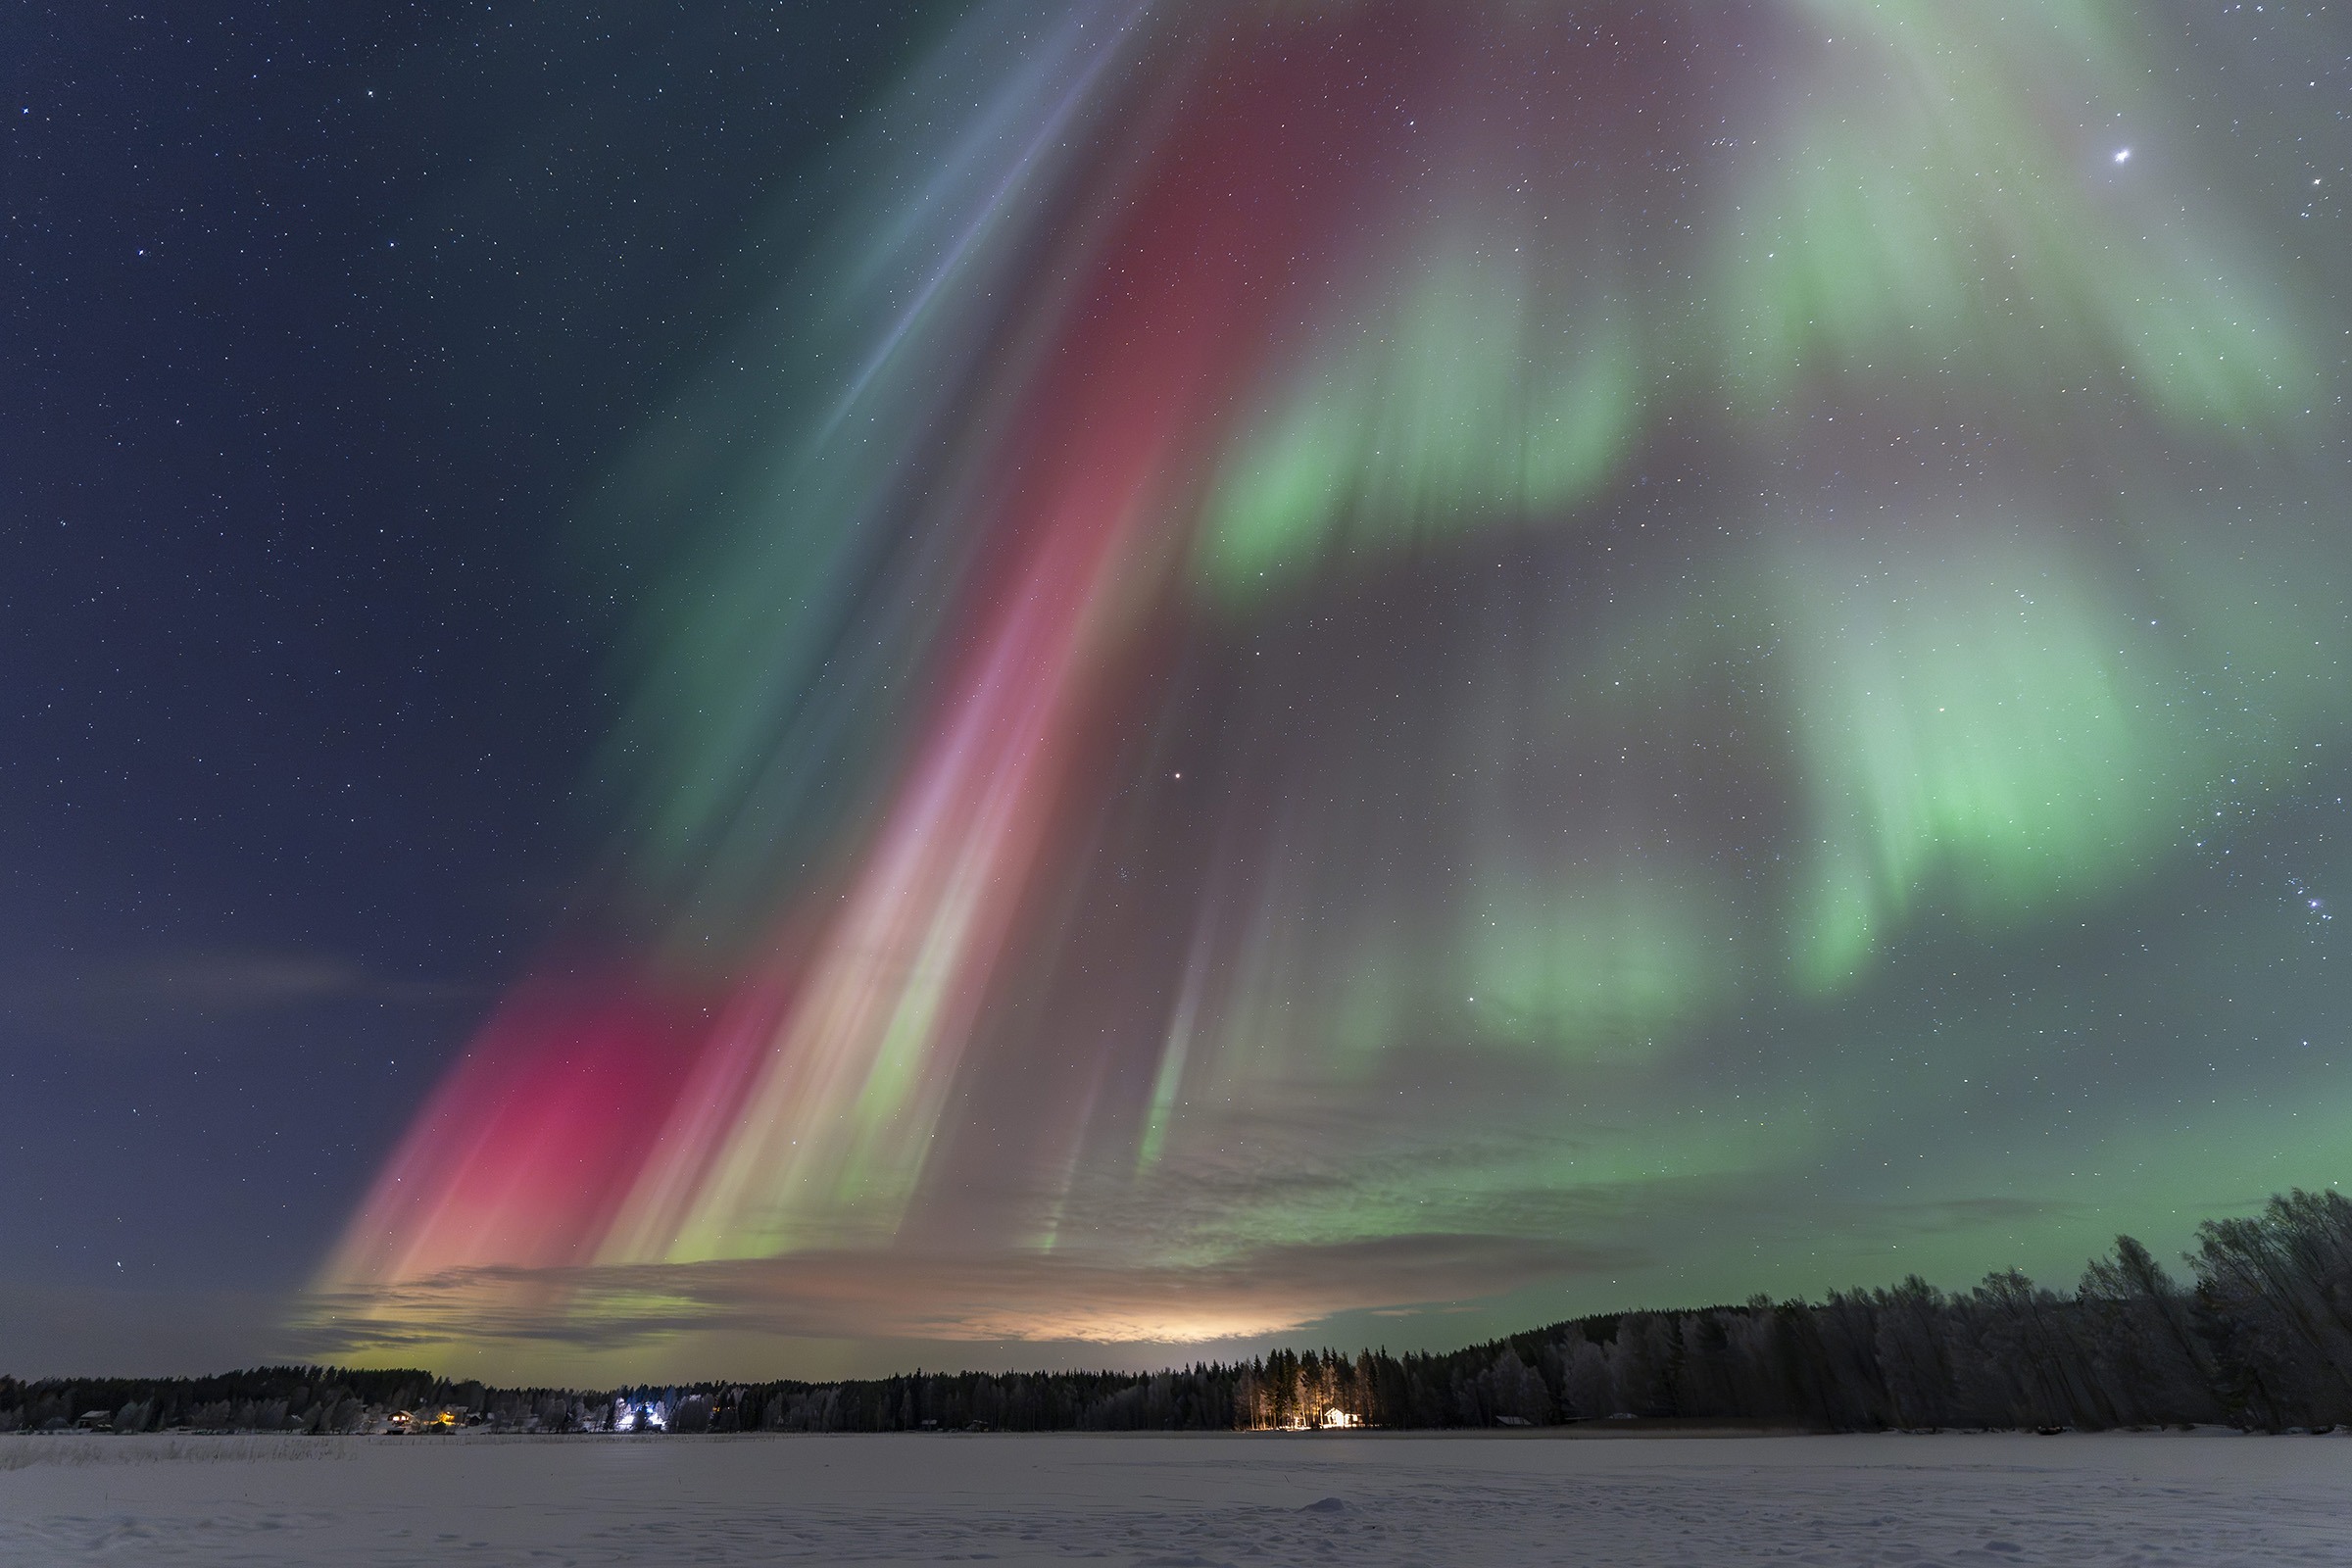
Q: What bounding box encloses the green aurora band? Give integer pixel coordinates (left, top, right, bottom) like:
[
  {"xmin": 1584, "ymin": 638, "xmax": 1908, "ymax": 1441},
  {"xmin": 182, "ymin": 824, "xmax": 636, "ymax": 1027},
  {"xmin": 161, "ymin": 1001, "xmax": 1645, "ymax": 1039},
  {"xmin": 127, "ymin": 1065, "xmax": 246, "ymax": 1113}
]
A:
[{"xmin": 313, "ymin": 0, "xmax": 2352, "ymax": 1381}]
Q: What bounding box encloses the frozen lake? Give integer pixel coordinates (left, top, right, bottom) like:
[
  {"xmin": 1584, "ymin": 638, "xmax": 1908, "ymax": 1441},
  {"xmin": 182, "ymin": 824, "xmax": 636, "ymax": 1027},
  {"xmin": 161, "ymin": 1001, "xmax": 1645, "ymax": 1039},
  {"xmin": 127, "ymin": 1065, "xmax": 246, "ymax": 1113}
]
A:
[{"xmin": 2, "ymin": 1428, "xmax": 2346, "ymax": 1566}]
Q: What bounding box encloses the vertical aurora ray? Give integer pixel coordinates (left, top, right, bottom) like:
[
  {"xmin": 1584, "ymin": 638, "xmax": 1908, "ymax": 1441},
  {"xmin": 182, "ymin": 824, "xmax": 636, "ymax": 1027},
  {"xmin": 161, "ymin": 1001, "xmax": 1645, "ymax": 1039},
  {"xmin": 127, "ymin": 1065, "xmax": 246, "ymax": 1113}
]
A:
[{"xmin": 311, "ymin": 1, "xmax": 2352, "ymax": 1370}]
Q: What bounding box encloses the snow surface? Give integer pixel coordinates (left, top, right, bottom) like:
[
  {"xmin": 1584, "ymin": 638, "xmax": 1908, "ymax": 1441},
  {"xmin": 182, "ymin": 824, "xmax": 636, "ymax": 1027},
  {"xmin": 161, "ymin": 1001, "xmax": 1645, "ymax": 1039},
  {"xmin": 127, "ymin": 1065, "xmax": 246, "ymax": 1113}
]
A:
[{"xmin": 2, "ymin": 1428, "xmax": 2347, "ymax": 1566}]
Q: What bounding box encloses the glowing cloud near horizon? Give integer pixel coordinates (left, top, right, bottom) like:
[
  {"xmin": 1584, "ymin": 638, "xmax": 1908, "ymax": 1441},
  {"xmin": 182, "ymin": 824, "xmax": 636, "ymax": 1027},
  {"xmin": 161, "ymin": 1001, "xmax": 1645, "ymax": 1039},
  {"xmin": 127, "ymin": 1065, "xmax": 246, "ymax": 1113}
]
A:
[{"xmin": 312, "ymin": 1, "xmax": 2352, "ymax": 1373}]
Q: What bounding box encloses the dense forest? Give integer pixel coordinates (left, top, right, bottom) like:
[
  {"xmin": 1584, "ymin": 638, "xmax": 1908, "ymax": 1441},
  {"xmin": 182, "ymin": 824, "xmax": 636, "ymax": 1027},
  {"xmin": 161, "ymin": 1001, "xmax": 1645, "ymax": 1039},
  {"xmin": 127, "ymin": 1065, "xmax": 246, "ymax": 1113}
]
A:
[{"xmin": 7, "ymin": 1188, "xmax": 2348, "ymax": 1436}]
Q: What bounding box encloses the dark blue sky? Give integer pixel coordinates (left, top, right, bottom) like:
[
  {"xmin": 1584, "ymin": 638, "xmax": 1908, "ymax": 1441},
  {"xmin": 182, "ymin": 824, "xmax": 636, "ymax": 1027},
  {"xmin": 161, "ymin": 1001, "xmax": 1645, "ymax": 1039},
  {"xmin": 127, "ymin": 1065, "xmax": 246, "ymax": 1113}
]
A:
[{"xmin": 1, "ymin": 2, "xmax": 927, "ymax": 1371}]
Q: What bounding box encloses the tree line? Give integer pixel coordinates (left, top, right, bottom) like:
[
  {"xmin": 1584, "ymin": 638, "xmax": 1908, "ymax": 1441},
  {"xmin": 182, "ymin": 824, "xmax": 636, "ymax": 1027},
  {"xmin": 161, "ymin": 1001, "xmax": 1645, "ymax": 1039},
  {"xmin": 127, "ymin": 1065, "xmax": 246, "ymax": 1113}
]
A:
[
  {"xmin": 0, "ymin": 1366, "xmax": 597, "ymax": 1438},
  {"xmin": 7, "ymin": 1187, "xmax": 2347, "ymax": 1435}
]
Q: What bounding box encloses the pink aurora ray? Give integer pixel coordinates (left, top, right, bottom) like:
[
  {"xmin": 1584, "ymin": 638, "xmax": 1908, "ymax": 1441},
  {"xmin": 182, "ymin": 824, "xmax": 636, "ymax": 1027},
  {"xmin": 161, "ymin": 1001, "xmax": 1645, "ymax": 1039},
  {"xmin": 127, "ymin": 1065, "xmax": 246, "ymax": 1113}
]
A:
[{"xmin": 329, "ymin": 3, "xmax": 1424, "ymax": 1302}]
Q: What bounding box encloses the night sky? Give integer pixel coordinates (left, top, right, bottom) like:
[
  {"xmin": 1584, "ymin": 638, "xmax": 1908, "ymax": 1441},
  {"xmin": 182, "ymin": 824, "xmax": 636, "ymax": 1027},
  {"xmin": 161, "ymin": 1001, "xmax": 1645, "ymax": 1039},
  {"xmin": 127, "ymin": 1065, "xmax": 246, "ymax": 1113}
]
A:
[{"xmin": 7, "ymin": 2, "xmax": 2351, "ymax": 1387}]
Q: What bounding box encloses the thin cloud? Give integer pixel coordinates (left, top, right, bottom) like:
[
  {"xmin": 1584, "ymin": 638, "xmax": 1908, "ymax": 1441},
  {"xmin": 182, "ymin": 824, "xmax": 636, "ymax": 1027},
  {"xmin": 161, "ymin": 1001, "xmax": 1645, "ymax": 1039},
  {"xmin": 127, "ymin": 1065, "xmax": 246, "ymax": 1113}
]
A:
[
  {"xmin": 291, "ymin": 1232, "xmax": 1638, "ymax": 1357},
  {"xmin": 1, "ymin": 950, "xmax": 487, "ymax": 1041},
  {"xmin": 134, "ymin": 951, "xmax": 485, "ymax": 1010}
]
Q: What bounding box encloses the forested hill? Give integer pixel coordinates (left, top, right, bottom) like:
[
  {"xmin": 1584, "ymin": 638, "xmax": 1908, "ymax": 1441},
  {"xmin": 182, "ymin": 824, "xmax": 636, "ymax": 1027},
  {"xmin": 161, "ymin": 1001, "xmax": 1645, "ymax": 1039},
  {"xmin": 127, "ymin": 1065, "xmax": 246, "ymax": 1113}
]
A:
[{"xmin": 7, "ymin": 1188, "xmax": 2348, "ymax": 1436}]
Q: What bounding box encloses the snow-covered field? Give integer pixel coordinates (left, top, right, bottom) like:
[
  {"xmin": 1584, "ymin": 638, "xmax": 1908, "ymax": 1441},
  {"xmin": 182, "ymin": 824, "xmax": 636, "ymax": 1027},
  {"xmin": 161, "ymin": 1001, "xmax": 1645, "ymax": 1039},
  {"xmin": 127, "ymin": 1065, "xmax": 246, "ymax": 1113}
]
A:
[{"xmin": 1, "ymin": 1428, "xmax": 2345, "ymax": 1566}]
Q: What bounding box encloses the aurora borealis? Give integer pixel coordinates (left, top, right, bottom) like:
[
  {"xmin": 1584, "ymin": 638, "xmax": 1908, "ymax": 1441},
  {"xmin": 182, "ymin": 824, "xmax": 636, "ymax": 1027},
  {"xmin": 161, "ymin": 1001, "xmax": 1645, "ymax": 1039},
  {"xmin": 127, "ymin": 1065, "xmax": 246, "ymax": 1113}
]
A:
[{"xmin": 254, "ymin": 1, "xmax": 2352, "ymax": 1379}]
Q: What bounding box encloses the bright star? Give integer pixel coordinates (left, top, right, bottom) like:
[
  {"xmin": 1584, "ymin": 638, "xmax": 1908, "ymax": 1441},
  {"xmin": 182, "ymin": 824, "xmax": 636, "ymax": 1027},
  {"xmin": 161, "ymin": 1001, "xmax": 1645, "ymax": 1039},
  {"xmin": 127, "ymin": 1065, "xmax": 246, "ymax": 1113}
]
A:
[{"xmin": 2114, "ymin": 148, "xmax": 2131, "ymax": 164}]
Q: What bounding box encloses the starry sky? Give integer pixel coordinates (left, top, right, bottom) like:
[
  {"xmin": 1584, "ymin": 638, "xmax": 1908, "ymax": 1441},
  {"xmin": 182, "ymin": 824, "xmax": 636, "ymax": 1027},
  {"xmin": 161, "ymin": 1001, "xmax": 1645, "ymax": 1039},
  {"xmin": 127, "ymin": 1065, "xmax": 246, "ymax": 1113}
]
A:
[{"xmin": 7, "ymin": 1, "xmax": 2351, "ymax": 1386}]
